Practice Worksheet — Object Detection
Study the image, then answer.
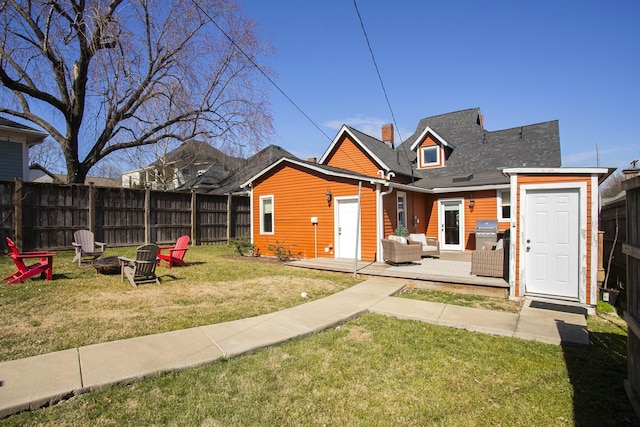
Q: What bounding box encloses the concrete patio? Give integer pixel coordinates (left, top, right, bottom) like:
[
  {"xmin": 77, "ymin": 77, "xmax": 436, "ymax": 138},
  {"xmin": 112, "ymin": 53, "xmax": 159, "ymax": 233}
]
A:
[{"xmin": 287, "ymin": 252, "xmax": 510, "ymax": 298}]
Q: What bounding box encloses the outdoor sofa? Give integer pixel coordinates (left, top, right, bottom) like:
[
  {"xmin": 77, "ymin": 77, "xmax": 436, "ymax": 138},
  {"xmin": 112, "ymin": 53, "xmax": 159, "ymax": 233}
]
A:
[{"xmin": 381, "ymin": 235, "xmax": 422, "ymax": 264}]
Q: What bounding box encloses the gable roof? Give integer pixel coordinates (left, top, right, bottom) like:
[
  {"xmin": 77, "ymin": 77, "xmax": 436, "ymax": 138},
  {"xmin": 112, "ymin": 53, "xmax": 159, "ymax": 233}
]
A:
[
  {"xmin": 319, "ymin": 125, "xmax": 413, "ymax": 177},
  {"xmin": 152, "ymin": 140, "xmax": 243, "ymax": 169},
  {"xmin": 398, "ymin": 108, "xmax": 561, "ymax": 188},
  {"xmin": 194, "ymin": 145, "xmax": 297, "ymax": 195}
]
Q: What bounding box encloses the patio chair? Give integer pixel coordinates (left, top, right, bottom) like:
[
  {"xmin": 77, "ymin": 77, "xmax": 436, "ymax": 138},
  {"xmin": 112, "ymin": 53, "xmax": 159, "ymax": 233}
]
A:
[
  {"xmin": 470, "ymin": 239, "xmax": 505, "ymax": 278},
  {"xmin": 72, "ymin": 230, "xmax": 106, "ymax": 266},
  {"xmin": 3, "ymin": 237, "xmax": 55, "ymax": 284},
  {"xmin": 157, "ymin": 235, "xmax": 190, "ymax": 268},
  {"xmin": 119, "ymin": 244, "xmax": 160, "ymax": 287},
  {"xmin": 381, "ymin": 237, "xmax": 422, "ymax": 265},
  {"xmin": 408, "ymin": 233, "xmax": 440, "ymax": 258}
]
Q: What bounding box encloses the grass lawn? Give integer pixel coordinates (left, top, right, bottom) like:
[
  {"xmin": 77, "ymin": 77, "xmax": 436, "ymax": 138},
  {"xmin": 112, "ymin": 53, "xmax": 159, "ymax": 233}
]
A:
[
  {"xmin": 0, "ymin": 244, "xmax": 358, "ymax": 362},
  {"xmin": 0, "ymin": 246, "xmax": 637, "ymax": 425}
]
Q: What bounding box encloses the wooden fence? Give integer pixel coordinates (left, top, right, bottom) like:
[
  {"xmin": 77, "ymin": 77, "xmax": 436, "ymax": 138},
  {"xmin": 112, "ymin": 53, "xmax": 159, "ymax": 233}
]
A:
[
  {"xmin": 600, "ymin": 197, "xmax": 627, "ymax": 289},
  {"xmin": 0, "ymin": 179, "xmax": 250, "ymax": 252},
  {"xmin": 623, "ymin": 172, "xmax": 640, "ymax": 416}
]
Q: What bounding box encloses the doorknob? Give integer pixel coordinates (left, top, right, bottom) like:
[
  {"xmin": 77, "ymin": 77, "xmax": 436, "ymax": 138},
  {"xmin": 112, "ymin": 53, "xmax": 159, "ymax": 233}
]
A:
[{"xmin": 338, "ymin": 227, "xmax": 342, "ymax": 235}]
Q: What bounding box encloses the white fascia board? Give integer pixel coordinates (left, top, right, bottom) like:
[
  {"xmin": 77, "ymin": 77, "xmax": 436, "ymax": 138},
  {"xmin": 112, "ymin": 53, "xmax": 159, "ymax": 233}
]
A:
[
  {"xmin": 503, "ymin": 167, "xmax": 610, "ymax": 175},
  {"xmin": 240, "ymin": 157, "xmax": 389, "ymax": 188},
  {"xmin": 0, "ymin": 125, "xmax": 48, "ymax": 145},
  {"xmin": 409, "ymin": 126, "xmax": 453, "ymax": 152},
  {"xmin": 318, "ymin": 125, "xmax": 391, "ymax": 171},
  {"xmin": 431, "ymin": 183, "xmax": 510, "ymax": 193}
]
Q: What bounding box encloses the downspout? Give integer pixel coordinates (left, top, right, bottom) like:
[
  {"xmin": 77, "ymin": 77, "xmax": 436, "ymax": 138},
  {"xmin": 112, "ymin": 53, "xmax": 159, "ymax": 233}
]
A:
[{"xmin": 376, "ymin": 170, "xmax": 395, "ymax": 262}]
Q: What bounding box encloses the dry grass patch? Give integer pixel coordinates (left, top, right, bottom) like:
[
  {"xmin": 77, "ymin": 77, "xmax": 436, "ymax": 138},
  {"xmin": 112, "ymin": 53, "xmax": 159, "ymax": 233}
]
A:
[{"xmin": 0, "ymin": 245, "xmax": 357, "ymax": 361}]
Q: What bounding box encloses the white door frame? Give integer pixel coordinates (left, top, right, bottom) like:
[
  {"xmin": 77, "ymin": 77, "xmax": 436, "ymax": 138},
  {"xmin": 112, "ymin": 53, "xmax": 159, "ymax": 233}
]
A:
[
  {"xmin": 438, "ymin": 198, "xmax": 465, "ymax": 251},
  {"xmin": 518, "ymin": 182, "xmax": 587, "ymax": 302},
  {"xmin": 334, "ymin": 196, "xmax": 361, "ymax": 259}
]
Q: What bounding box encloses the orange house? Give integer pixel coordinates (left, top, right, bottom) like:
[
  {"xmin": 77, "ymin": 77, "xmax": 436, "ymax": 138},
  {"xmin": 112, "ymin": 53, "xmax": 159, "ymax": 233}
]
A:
[{"xmin": 242, "ymin": 108, "xmax": 610, "ymax": 308}]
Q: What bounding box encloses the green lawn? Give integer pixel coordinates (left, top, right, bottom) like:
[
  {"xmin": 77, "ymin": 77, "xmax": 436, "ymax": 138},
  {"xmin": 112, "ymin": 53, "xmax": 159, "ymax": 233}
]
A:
[{"xmin": 0, "ymin": 245, "xmax": 636, "ymax": 425}]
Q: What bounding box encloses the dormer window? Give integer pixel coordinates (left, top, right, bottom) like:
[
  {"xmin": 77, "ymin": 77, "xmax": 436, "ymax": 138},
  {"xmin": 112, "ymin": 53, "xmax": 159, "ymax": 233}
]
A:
[
  {"xmin": 410, "ymin": 126, "xmax": 452, "ymax": 169},
  {"xmin": 421, "ymin": 146, "xmax": 440, "ymax": 167}
]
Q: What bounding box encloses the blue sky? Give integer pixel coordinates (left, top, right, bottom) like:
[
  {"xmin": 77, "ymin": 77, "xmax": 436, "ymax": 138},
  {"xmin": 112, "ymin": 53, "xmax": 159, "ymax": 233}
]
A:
[{"xmin": 242, "ymin": 0, "xmax": 640, "ymax": 171}]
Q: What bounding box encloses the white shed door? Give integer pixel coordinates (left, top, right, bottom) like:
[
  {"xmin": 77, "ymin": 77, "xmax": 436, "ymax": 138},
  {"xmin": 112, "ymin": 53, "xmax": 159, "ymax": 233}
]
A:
[{"xmin": 524, "ymin": 189, "xmax": 579, "ymax": 299}]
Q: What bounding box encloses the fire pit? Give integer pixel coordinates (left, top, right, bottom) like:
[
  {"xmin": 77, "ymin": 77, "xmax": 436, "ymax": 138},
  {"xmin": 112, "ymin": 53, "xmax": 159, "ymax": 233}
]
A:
[{"xmin": 93, "ymin": 256, "xmax": 121, "ymax": 275}]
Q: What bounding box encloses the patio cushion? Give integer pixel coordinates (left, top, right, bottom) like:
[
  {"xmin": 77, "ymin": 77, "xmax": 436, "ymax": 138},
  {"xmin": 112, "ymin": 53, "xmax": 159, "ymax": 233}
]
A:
[
  {"xmin": 408, "ymin": 233, "xmax": 440, "ymax": 258},
  {"xmin": 388, "ymin": 235, "xmax": 407, "ymax": 244}
]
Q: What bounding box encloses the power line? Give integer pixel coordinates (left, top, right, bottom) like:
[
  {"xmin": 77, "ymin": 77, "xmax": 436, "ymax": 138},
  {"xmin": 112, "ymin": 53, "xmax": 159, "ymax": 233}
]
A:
[
  {"xmin": 192, "ymin": 0, "xmax": 332, "ymax": 141},
  {"xmin": 353, "ymin": 0, "xmax": 403, "ymax": 144}
]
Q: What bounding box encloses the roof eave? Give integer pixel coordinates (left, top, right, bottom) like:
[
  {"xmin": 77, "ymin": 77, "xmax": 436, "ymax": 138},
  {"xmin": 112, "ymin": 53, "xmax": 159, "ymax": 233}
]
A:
[{"xmin": 318, "ymin": 125, "xmax": 392, "ymax": 171}]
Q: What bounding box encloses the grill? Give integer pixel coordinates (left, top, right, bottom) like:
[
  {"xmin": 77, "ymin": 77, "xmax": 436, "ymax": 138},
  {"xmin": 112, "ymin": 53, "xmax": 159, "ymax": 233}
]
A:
[{"xmin": 475, "ymin": 219, "xmax": 498, "ymax": 250}]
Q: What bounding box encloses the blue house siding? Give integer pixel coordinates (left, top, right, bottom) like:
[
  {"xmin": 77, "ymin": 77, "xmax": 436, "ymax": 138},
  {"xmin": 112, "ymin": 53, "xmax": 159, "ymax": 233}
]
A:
[{"xmin": 0, "ymin": 141, "xmax": 23, "ymax": 180}]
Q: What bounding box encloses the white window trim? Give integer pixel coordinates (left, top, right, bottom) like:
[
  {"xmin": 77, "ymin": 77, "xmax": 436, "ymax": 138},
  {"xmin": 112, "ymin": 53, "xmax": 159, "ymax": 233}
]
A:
[
  {"xmin": 396, "ymin": 191, "xmax": 407, "ymax": 229},
  {"xmin": 421, "ymin": 146, "xmax": 440, "ymax": 167},
  {"xmin": 259, "ymin": 195, "xmax": 274, "ymax": 235},
  {"xmin": 497, "ymin": 189, "xmax": 511, "ymax": 221}
]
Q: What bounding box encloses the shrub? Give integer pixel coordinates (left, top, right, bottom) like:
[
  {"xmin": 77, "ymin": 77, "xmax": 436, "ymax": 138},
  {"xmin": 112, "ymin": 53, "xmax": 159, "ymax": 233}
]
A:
[
  {"xmin": 267, "ymin": 239, "xmax": 297, "ymax": 262},
  {"xmin": 394, "ymin": 227, "xmax": 409, "ymax": 238},
  {"xmin": 229, "ymin": 236, "xmax": 255, "ymax": 256}
]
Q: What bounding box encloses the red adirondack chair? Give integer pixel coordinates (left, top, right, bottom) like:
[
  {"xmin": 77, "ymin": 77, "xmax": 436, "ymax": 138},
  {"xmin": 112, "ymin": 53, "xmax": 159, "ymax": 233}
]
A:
[
  {"xmin": 3, "ymin": 238, "xmax": 55, "ymax": 284},
  {"xmin": 157, "ymin": 235, "xmax": 190, "ymax": 269}
]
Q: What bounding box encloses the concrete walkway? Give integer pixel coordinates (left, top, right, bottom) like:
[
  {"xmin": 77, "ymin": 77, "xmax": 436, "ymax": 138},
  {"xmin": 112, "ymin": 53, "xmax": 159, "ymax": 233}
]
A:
[{"xmin": 0, "ymin": 277, "xmax": 588, "ymax": 419}]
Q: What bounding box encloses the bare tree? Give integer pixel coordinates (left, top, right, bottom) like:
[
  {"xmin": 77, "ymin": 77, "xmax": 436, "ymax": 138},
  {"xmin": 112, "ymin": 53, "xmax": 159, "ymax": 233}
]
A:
[
  {"xmin": 0, "ymin": 0, "xmax": 274, "ymax": 183},
  {"xmin": 600, "ymin": 171, "xmax": 626, "ymax": 198},
  {"xmin": 29, "ymin": 137, "xmax": 65, "ymax": 173}
]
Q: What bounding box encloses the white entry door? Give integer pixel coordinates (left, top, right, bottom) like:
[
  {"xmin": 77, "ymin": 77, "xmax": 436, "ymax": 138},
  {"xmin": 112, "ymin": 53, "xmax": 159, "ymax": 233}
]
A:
[
  {"xmin": 438, "ymin": 199, "xmax": 464, "ymax": 251},
  {"xmin": 336, "ymin": 198, "xmax": 359, "ymax": 259},
  {"xmin": 524, "ymin": 189, "xmax": 579, "ymax": 299}
]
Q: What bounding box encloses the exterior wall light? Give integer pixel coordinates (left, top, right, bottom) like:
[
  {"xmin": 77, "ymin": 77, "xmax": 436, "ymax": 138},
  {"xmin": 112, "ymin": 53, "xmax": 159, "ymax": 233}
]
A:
[
  {"xmin": 469, "ymin": 193, "xmax": 475, "ymax": 209},
  {"xmin": 325, "ymin": 188, "xmax": 332, "ymax": 205}
]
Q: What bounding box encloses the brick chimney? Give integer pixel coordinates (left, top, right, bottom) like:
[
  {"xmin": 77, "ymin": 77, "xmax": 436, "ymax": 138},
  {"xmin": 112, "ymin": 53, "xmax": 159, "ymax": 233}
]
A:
[
  {"xmin": 382, "ymin": 124, "xmax": 394, "ymax": 148},
  {"xmin": 307, "ymin": 157, "xmax": 317, "ymax": 163}
]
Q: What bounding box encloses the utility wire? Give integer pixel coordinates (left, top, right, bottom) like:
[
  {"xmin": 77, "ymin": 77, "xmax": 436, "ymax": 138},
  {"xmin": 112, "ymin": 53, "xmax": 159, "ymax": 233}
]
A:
[
  {"xmin": 193, "ymin": 0, "xmax": 332, "ymax": 141},
  {"xmin": 353, "ymin": 0, "xmax": 403, "ymax": 144}
]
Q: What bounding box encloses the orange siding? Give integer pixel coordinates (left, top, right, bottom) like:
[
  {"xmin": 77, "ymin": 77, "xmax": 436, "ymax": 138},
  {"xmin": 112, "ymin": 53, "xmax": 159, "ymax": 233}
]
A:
[
  {"xmin": 252, "ymin": 163, "xmax": 379, "ymax": 261},
  {"xmin": 380, "ymin": 190, "xmax": 430, "ymax": 238},
  {"xmin": 422, "ymin": 190, "xmax": 506, "ymax": 249},
  {"xmin": 324, "ymin": 134, "xmax": 381, "ymax": 177},
  {"xmin": 513, "ymin": 174, "xmax": 595, "ymax": 303}
]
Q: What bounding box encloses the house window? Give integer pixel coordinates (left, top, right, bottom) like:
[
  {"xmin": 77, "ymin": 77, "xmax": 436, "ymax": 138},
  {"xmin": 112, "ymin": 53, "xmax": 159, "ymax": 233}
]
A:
[
  {"xmin": 260, "ymin": 196, "xmax": 274, "ymax": 234},
  {"xmin": 421, "ymin": 146, "xmax": 439, "ymax": 166},
  {"xmin": 397, "ymin": 192, "xmax": 407, "ymax": 228},
  {"xmin": 497, "ymin": 190, "xmax": 511, "ymax": 221}
]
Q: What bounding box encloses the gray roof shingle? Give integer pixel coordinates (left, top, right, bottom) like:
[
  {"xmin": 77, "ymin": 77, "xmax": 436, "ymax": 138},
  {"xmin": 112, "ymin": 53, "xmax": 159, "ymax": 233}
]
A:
[{"xmin": 395, "ymin": 108, "xmax": 561, "ymax": 189}]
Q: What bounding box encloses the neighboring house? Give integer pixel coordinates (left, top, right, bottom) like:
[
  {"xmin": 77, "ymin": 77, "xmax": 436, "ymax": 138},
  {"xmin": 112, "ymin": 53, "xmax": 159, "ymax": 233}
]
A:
[
  {"xmin": 121, "ymin": 140, "xmax": 244, "ymax": 190},
  {"xmin": 0, "ymin": 117, "xmax": 47, "ymax": 181},
  {"xmin": 29, "ymin": 163, "xmax": 61, "ymax": 183},
  {"xmin": 242, "ymin": 108, "xmax": 610, "ymax": 307},
  {"xmin": 29, "ymin": 164, "xmax": 121, "ymax": 187},
  {"xmin": 183, "ymin": 144, "xmax": 297, "ymax": 195}
]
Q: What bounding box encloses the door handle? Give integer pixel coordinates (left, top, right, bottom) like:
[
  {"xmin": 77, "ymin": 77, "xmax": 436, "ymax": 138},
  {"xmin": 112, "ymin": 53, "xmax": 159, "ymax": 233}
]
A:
[{"xmin": 338, "ymin": 227, "xmax": 342, "ymax": 235}]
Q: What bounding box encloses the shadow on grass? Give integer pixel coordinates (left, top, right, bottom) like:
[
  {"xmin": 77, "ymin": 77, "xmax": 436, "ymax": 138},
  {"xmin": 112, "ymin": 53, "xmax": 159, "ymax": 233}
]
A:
[{"xmin": 562, "ymin": 316, "xmax": 639, "ymax": 426}]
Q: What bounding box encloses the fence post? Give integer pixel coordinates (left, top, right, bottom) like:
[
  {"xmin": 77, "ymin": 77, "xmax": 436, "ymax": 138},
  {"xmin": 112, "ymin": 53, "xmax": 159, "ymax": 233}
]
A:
[
  {"xmin": 227, "ymin": 194, "xmax": 232, "ymax": 241},
  {"xmin": 13, "ymin": 177, "xmax": 22, "ymax": 248},
  {"xmin": 88, "ymin": 182, "xmax": 96, "ymax": 233},
  {"xmin": 144, "ymin": 186, "xmax": 151, "ymax": 244},
  {"xmin": 191, "ymin": 190, "xmax": 197, "ymax": 245}
]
